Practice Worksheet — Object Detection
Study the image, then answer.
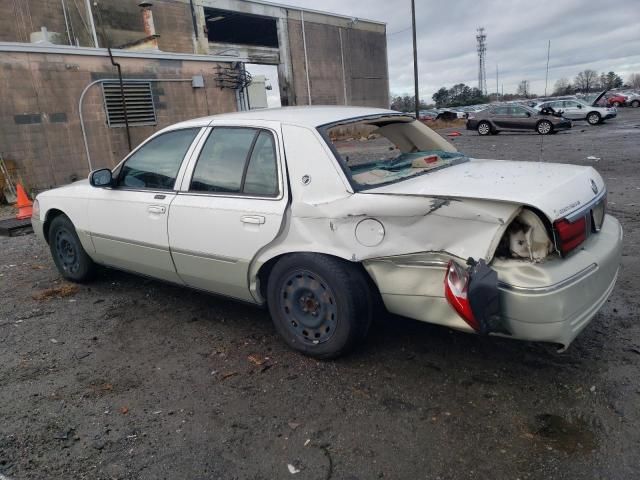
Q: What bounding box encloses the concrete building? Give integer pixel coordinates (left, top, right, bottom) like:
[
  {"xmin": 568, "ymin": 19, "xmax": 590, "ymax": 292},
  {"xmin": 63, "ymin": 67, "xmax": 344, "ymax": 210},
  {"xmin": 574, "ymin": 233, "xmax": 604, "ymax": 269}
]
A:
[{"xmin": 0, "ymin": 0, "xmax": 389, "ymax": 191}]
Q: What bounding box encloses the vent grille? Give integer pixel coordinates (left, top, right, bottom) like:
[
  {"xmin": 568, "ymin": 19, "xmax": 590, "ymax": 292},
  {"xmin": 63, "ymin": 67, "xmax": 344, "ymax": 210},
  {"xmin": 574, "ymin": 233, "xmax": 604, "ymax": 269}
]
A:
[{"xmin": 102, "ymin": 81, "xmax": 156, "ymax": 127}]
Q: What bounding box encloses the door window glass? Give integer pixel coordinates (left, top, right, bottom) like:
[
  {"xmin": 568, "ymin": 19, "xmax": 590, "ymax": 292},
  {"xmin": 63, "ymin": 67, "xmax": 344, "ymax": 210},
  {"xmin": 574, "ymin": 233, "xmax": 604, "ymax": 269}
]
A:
[
  {"xmin": 243, "ymin": 131, "xmax": 278, "ymax": 196},
  {"xmin": 190, "ymin": 128, "xmax": 258, "ymax": 193},
  {"xmin": 117, "ymin": 128, "xmax": 199, "ymax": 190},
  {"xmin": 509, "ymin": 106, "xmax": 529, "ymax": 117}
]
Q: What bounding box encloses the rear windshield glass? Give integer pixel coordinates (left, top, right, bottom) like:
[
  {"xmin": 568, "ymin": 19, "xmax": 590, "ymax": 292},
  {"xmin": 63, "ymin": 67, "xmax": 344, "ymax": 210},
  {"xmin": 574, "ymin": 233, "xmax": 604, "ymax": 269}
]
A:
[{"xmin": 321, "ymin": 118, "xmax": 467, "ymax": 190}]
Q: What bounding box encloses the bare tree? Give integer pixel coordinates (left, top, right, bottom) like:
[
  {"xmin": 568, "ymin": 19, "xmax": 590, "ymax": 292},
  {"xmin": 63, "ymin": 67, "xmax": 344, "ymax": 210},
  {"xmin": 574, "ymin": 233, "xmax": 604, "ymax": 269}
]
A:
[
  {"xmin": 553, "ymin": 78, "xmax": 571, "ymax": 95},
  {"xmin": 574, "ymin": 69, "xmax": 599, "ymax": 93},
  {"xmin": 516, "ymin": 80, "xmax": 530, "ymax": 97},
  {"xmin": 629, "ymin": 73, "xmax": 640, "ymax": 90}
]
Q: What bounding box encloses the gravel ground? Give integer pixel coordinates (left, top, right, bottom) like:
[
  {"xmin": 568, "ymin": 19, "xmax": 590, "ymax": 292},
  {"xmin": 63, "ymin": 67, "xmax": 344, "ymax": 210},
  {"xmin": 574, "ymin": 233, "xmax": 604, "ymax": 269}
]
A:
[{"xmin": 1, "ymin": 109, "xmax": 639, "ymax": 480}]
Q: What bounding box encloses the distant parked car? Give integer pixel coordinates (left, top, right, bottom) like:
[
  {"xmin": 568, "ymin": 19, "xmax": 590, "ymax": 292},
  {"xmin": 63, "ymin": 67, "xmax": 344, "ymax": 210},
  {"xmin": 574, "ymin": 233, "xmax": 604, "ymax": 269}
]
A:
[
  {"xmin": 625, "ymin": 93, "xmax": 640, "ymax": 108},
  {"xmin": 605, "ymin": 94, "xmax": 627, "ymax": 107},
  {"xmin": 418, "ymin": 110, "xmax": 438, "ymax": 121},
  {"xmin": 536, "ymin": 98, "xmax": 616, "ymax": 125},
  {"xmin": 466, "ymin": 104, "xmax": 571, "ymax": 135}
]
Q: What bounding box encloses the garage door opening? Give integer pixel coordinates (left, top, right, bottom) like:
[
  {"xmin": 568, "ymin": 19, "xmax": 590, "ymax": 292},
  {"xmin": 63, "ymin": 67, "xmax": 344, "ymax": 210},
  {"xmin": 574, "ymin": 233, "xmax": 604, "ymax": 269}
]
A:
[{"xmin": 204, "ymin": 8, "xmax": 279, "ymax": 48}]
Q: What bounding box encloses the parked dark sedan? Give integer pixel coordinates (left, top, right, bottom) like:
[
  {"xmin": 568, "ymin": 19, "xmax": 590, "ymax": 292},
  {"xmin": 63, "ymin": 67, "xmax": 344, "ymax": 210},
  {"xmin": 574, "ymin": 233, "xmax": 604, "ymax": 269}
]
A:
[{"xmin": 466, "ymin": 104, "xmax": 572, "ymax": 135}]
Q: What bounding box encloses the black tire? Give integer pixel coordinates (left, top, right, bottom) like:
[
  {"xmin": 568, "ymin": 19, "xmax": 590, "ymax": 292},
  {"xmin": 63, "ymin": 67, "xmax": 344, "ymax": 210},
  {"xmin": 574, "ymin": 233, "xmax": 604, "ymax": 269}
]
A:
[
  {"xmin": 631, "ymin": 100, "xmax": 640, "ymax": 108},
  {"xmin": 48, "ymin": 215, "xmax": 96, "ymax": 282},
  {"xmin": 587, "ymin": 111, "xmax": 601, "ymax": 125},
  {"xmin": 477, "ymin": 121, "xmax": 492, "ymax": 136},
  {"xmin": 536, "ymin": 120, "xmax": 553, "ymax": 135},
  {"xmin": 266, "ymin": 253, "xmax": 372, "ymax": 359}
]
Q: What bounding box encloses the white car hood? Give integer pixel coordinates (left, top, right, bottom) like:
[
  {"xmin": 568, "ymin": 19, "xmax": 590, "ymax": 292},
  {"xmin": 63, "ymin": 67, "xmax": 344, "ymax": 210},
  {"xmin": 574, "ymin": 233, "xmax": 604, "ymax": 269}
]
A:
[{"xmin": 363, "ymin": 158, "xmax": 604, "ymax": 221}]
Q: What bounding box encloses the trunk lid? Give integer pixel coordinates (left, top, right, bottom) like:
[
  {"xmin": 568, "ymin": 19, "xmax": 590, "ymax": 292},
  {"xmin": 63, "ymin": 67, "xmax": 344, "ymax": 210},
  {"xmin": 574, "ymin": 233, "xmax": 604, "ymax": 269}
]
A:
[{"xmin": 363, "ymin": 158, "xmax": 604, "ymax": 221}]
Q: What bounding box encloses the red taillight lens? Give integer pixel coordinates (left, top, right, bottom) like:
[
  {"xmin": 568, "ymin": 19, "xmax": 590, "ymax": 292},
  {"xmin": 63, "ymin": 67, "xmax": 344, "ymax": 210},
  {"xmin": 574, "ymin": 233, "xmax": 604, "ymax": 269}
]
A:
[
  {"xmin": 444, "ymin": 261, "xmax": 479, "ymax": 331},
  {"xmin": 554, "ymin": 216, "xmax": 587, "ymax": 256}
]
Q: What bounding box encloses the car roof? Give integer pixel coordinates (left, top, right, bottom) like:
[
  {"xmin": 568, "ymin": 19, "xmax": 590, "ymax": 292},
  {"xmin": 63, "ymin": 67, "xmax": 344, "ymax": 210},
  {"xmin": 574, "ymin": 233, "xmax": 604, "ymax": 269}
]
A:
[{"xmin": 167, "ymin": 106, "xmax": 401, "ymax": 130}]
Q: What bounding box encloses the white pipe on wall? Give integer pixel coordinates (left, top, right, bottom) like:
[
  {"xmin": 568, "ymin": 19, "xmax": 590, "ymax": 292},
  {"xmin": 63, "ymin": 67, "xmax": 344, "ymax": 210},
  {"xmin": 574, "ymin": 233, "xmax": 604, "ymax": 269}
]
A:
[{"xmin": 300, "ymin": 10, "xmax": 312, "ymax": 105}]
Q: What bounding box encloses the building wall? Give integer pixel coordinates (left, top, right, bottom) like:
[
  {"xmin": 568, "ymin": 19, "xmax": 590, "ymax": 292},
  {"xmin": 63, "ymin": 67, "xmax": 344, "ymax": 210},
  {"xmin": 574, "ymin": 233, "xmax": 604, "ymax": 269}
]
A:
[
  {"xmin": 0, "ymin": 51, "xmax": 236, "ymax": 190},
  {"xmin": 0, "ymin": 0, "xmax": 195, "ymax": 52},
  {"xmin": 286, "ymin": 16, "xmax": 389, "ymax": 108}
]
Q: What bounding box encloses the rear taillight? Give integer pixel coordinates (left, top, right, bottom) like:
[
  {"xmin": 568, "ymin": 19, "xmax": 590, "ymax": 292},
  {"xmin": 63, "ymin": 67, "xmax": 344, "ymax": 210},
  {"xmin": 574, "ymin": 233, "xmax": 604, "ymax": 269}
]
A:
[
  {"xmin": 554, "ymin": 216, "xmax": 587, "ymax": 256},
  {"xmin": 444, "ymin": 261, "xmax": 479, "ymax": 331}
]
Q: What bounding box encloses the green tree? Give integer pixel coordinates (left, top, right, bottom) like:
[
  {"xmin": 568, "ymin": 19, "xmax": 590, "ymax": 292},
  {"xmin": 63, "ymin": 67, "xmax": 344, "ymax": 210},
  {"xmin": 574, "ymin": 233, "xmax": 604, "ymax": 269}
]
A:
[
  {"xmin": 600, "ymin": 71, "xmax": 623, "ymax": 90},
  {"xmin": 432, "ymin": 87, "xmax": 450, "ymax": 108}
]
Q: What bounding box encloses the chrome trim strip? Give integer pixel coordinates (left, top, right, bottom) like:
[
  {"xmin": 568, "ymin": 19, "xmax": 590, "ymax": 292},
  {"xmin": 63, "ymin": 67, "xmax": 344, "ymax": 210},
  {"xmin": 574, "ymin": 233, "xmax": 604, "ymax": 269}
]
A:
[
  {"xmin": 498, "ymin": 263, "xmax": 597, "ymax": 294},
  {"xmin": 170, "ymin": 248, "xmax": 238, "ymax": 264},
  {"xmin": 389, "ymin": 260, "xmax": 449, "ymax": 268},
  {"xmin": 565, "ymin": 189, "xmax": 607, "ymax": 222},
  {"xmin": 90, "ymin": 232, "xmax": 169, "ymax": 251}
]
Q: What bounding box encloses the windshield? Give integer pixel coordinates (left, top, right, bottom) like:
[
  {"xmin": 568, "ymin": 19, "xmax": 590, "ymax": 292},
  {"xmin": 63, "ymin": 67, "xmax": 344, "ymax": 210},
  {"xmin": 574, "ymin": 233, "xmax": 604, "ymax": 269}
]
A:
[{"xmin": 320, "ymin": 117, "xmax": 468, "ymax": 190}]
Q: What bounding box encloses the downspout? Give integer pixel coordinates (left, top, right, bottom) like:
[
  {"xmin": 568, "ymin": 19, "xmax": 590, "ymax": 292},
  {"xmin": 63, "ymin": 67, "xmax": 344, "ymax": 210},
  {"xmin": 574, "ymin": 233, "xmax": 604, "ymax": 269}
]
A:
[
  {"xmin": 95, "ymin": 5, "xmax": 132, "ymax": 151},
  {"xmin": 108, "ymin": 46, "xmax": 133, "ymax": 152},
  {"xmin": 300, "ymin": 10, "xmax": 312, "ymax": 105}
]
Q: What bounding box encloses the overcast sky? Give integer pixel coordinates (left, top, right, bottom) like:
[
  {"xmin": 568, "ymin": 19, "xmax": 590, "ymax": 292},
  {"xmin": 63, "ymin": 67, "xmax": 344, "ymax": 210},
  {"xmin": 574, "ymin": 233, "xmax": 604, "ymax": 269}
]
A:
[{"xmin": 248, "ymin": 0, "xmax": 640, "ymax": 107}]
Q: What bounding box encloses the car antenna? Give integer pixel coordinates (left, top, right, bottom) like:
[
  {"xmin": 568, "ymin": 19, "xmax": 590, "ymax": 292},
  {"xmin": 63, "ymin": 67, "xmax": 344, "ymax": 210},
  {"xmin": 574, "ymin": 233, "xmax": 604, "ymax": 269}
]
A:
[{"xmin": 539, "ymin": 40, "xmax": 551, "ymax": 162}]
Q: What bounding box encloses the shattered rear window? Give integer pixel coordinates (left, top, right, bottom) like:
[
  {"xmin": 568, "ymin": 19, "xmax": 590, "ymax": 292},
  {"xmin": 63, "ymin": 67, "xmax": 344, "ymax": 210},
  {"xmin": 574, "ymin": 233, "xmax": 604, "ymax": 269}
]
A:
[{"xmin": 321, "ymin": 117, "xmax": 468, "ymax": 190}]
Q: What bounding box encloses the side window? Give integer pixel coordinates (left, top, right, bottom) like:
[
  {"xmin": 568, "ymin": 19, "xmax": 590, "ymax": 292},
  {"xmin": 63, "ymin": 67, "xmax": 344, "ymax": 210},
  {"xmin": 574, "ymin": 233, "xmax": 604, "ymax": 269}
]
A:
[
  {"xmin": 118, "ymin": 128, "xmax": 199, "ymax": 190},
  {"xmin": 510, "ymin": 106, "xmax": 530, "ymax": 117},
  {"xmin": 190, "ymin": 127, "xmax": 279, "ymax": 196},
  {"xmin": 243, "ymin": 131, "xmax": 278, "ymax": 196}
]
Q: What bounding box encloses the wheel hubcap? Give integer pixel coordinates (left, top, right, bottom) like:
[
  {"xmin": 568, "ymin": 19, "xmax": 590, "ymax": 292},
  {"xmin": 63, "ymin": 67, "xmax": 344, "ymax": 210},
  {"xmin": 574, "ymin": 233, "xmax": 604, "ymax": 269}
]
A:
[
  {"xmin": 539, "ymin": 122, "xmax": 551, "ymax": 134},
  {"xmin": 55, "ymin": 228, "xmax": 79, "ymax": 274},
  {"xmin": 589, "ymin": 114, "xmax": 598, "ymax": 124},
  {"xmin": 279, "ymin": 270, "xmax": 337, "ymax": 344},
  {"xmin": 479, "ymin": 124, "xmax": 489, "ymax": 134}
]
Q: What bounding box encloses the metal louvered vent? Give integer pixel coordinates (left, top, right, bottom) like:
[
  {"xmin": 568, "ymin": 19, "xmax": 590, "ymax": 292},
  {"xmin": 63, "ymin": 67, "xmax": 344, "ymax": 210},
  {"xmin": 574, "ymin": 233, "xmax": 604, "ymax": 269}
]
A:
[{"xmin": 102, "ymin": 81, "xmax": 156, "ymax": 127}]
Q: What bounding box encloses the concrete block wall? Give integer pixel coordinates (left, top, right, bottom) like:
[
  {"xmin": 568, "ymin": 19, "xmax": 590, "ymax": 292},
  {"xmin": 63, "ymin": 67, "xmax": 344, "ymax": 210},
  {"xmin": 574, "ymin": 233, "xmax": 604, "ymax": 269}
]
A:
[
  {"xmin": 286, "ymin": 17, "xmax": 389, "ymax": 109},
  {"xmin": 0, "ymin": 51, "xmax": 236, "ymax": 190},
  {"xmin": 0, "ymin": 0, "xmax": 195, "ymax": 53}
]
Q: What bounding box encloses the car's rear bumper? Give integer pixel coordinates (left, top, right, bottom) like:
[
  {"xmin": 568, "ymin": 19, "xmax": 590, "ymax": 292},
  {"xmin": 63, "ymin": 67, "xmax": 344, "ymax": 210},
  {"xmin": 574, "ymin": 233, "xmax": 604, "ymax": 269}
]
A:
[{"xmin": 492, "ymin": 214, "xmax": 623, "ymax": 347}]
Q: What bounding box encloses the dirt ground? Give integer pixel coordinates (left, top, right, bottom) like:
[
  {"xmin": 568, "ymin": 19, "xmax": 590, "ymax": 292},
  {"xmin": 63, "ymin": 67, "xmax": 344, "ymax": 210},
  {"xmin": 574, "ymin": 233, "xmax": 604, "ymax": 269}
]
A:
[{"xmin": 1, "ymin": 109, "xmax": 639, "ymax": 480}]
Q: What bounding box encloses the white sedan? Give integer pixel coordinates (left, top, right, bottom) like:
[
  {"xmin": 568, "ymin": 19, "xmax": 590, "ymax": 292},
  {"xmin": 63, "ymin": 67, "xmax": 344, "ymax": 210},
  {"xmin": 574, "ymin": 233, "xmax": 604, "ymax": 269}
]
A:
[{"xmin": 32, "ymin": 106, "xmax": 623, "ymax": 358}]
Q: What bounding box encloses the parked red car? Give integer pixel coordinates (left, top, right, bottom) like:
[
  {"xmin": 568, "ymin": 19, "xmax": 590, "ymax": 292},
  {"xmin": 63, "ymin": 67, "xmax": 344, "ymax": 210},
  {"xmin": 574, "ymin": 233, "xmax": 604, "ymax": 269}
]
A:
[{"xmin": 606, "ymin": 94, "xmax": 627, "ymax": 107}]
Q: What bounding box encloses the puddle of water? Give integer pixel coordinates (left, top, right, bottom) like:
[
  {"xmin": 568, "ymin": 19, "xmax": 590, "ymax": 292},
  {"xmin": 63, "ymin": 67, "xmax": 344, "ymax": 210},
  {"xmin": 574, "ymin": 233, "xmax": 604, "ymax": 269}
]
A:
[{"xmin": 531, "ymin": 413, "xmax": 598, "ymax": 453}]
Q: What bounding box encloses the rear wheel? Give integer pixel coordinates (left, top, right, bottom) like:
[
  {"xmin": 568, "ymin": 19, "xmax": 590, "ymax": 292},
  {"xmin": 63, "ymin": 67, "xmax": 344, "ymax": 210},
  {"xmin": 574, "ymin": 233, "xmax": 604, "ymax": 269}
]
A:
[
  {"xmin": 587, "ymin": 112, "xmax": 601, "ymax": 125},
  {"xmin": 477, "ymin": 121, "xmax": 492, "ymax": 136},
  {"xmin": 266, "ymin": 253, "xmax": 372, "ymax": 359},
  {"xmin": 536, "ymin": 120, "xmax": 553, "ymax": 135},
  {"xmin": 48, "ymin": 215, "xmax": 96, "ymax": 282},
  {"xmin": 631, "ymin": 100, "xmax": 640, "ymax": 108}
]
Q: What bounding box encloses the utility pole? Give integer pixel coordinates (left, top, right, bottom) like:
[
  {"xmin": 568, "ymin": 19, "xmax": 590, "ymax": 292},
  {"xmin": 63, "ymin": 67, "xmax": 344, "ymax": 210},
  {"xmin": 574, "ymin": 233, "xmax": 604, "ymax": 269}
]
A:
[
  {"xmin": 411, "ymin": 0, "xmax": 420, "ymax": 120},
  {"xmin": 496, "ymin": 64, "xmax": 499, "ymax": 102}
]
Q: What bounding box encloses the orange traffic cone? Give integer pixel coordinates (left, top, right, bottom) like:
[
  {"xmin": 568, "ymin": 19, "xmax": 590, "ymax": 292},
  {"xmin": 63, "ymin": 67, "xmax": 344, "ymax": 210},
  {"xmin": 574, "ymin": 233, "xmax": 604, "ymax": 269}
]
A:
[{"xmin": 15, "ymin": 183, "xmax": 33, "ymax": 220}]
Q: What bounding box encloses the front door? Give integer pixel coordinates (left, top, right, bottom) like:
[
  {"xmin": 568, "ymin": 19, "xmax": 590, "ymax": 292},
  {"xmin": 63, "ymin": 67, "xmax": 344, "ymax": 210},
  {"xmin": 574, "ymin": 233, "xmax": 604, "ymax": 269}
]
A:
[
  {"xmin": 560, "ymin": 100, "xmax": 585, "ymax": 120},
  {"xmin": 88, "ymin": 127, "xmax": 202, "ymax": 283},
  {"xmin": 168, "ymin": 125, "xmax": 288, "ymax": 302}
]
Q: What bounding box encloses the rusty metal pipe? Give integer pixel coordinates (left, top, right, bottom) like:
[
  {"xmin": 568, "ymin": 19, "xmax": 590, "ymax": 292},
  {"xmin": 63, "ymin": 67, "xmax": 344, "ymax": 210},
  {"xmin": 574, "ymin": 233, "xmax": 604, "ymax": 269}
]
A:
[{"xmin": 139, "ymin": 1, "xmax": 158, "ymax": 49}]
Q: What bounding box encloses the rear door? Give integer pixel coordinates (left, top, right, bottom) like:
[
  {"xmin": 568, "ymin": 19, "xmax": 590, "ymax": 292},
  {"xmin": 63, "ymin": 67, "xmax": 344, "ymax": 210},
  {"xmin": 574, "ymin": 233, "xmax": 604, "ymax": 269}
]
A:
[
  {"xmin": 489, "ymin": 106, "xmax": 509, "ymax": 129},
  {"xmin": 560, "ymin": 100, "xmax": 585, "ymax": 120},
  {"xmin": 168, "ymin": 123, "xmax": 288, "ymax": 302},
  {"xmin": 88, "ymin": 128, "xmax": 202, "ymax": 283}
]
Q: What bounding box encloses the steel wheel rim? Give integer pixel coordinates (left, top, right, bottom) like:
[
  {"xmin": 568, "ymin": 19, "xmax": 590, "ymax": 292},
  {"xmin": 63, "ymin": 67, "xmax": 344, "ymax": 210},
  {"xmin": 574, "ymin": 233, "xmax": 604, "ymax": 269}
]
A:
[
  {"xmin": 54, "ymin": 228, "xmax": 79, "ymax": 274},
  {"xmin": 539, "ymin": 122, "xmax": 551, "ymax": 134},
  {"xmin": 279, "ymin": 269, "xmax": 337, "ymax": 345},
  {"xmin": 478, "ymin": 123, "xmax": 489, "ymax": 135}
]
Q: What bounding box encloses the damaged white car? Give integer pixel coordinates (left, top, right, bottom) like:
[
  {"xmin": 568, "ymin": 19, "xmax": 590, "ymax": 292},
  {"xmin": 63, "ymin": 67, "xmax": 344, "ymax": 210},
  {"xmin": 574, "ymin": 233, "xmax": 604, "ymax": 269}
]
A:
[{"xmin": 32, "ymin": 107, "xmax": 623, "ymax": 358}]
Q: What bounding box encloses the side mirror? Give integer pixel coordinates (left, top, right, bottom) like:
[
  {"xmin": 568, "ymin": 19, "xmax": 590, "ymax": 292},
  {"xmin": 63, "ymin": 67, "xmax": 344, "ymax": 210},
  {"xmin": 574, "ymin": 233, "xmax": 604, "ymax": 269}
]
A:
[
  {"xmin": 577, "ymin": 104, "xmax": 583, "ymax": 109},
  {"xmin": 526, "ymin": 112, "xmax": 531, "ymax": 117},
  {"xmin": 89, "ymin": 168, "xmax": 113, "ymax": 187}
]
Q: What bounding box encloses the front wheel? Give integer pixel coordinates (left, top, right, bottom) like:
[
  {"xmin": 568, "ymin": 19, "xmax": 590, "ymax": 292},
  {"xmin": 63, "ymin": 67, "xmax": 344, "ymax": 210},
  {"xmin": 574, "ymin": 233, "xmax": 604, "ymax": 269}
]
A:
[
  {"xmin": 587, "ymin": 112, "xmax": 601, "ymax": 125},
  {"xmin": 631, "ymin": 100, "xmax": 640, "ymax": 108},
  {"xmin": 48, "ymin": 215, "xmax": 96, "ymax": 282},
  {"xmin": 477, "ymin": 121, "xmax": 492, "ymax": 136},
  {"xmin": 536, "ymin": 120, "xmax": 553, "ymax": 135},
  {"xmin": 266, "ymin": 253, "xmax": 372, "ymax": 359}
]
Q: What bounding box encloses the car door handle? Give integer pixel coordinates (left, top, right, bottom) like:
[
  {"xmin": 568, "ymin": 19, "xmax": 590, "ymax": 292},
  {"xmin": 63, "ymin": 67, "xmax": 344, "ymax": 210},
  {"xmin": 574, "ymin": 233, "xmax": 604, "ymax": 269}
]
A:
[
  {"xmin": 241, "ymin": 215, "xmax": 265, "ymax": 225},
  {"xmin": 148, "ymin": 205, "xmax": 166, "ymax": 214}
]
